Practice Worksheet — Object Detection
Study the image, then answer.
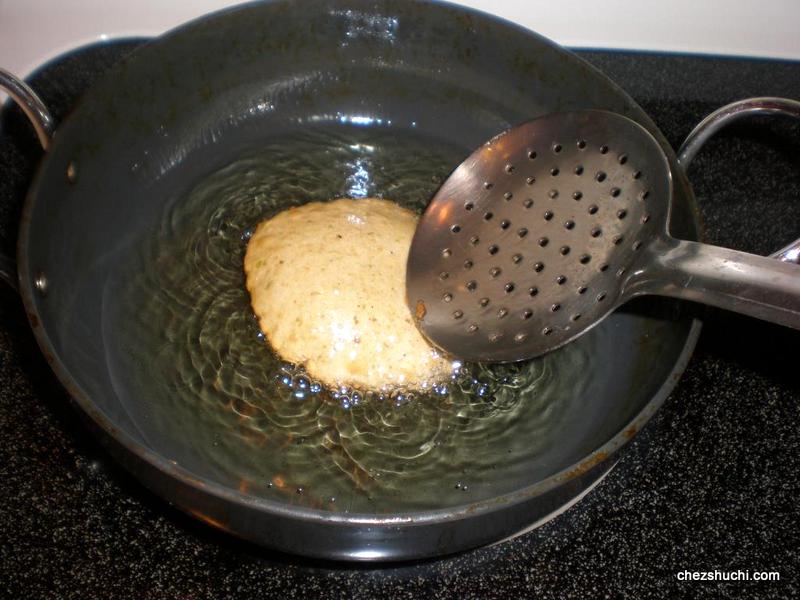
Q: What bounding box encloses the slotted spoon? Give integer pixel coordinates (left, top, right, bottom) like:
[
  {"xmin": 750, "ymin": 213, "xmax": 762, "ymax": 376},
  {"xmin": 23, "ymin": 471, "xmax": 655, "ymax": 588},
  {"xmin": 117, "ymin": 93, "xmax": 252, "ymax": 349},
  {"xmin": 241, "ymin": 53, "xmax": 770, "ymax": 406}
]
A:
[{"xmin": 407, "ymin": 110, "xmax": 800, "ymax": 362}]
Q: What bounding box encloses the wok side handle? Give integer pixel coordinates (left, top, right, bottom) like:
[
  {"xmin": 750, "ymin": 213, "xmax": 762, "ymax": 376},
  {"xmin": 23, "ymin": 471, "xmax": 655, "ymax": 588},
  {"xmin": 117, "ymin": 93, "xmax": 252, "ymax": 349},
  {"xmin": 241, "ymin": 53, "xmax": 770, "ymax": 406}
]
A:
[
  {"xmin": 0, "ymin": 68, "xmax": 54, "ymax": 150},
  {"xmin": 0, "ymin": 68, "xmax": 55, "ymax": 292},
  {"xmin": 676, "ymin": 97, "xmax": 800, "ymax": 263},
  {"xmin": 0, "ymin": 255, "xmax": 17, "ymax": 292}
]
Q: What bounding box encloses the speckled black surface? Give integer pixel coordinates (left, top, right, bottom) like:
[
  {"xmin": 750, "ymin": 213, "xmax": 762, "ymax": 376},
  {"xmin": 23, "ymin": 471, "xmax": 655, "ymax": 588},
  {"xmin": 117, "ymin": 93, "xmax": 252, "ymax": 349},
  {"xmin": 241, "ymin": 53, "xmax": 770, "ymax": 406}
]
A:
[{"xmin": 1, "ymin": 41, "xmax": 799, "ymax": 598}]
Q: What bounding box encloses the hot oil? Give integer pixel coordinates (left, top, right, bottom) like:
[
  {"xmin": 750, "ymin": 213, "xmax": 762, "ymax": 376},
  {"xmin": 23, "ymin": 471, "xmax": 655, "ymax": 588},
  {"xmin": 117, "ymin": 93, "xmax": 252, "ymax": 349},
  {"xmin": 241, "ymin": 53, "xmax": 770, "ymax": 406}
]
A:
[{"xmin": 114, "ymin": 124, "xmax": 594, "ymax": 513}]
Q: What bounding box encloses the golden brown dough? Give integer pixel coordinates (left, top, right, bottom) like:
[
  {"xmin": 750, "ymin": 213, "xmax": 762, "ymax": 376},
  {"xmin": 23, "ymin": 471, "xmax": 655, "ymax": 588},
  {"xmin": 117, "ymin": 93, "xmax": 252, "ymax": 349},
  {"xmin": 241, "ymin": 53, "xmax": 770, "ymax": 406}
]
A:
[{"xmin": 244, "ymin": 198, "xmax": 452, "ymax": 390}]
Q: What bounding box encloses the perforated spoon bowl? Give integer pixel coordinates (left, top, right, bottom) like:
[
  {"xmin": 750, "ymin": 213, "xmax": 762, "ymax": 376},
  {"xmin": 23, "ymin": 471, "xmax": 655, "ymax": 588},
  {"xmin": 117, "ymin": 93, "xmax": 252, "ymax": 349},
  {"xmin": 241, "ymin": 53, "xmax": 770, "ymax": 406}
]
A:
[{"xmin": 407, "ymin": 110, "xmax": 800, "ymax": 362}]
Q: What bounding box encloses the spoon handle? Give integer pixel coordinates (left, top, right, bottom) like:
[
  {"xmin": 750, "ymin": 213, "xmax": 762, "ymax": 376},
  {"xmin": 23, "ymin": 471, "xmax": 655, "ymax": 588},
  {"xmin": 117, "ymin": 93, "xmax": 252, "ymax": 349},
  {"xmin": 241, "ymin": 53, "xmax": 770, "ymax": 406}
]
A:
[{"xmin": 629, "ymin": 237, "xmax": 800, "ymax": 329}]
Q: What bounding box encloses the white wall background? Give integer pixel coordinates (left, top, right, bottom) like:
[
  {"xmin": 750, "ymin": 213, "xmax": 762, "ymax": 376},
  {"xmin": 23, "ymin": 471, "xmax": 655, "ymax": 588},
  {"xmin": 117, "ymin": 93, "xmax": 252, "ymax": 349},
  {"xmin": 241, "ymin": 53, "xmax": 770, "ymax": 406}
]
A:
[{"xmin": 1, "ymin": 0, "xmax": 799, "ymax": 78}]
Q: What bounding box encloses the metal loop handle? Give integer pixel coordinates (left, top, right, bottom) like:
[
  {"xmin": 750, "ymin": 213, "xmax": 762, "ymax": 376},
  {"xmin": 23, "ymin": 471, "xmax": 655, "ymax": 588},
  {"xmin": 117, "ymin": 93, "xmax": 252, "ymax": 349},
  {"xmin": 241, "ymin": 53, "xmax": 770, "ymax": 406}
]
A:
[
  {"xmin": 0, "ymin": 68, "xmax": 55, "ymax": 291},
  {"xmin": 0, "ymin": 68, "xmax": 54, "ymax": 150},
  {"xmin": 0, "ymin": 254, "xmax": 17, "ymax": 292},
  {"xmin": 676, "ymin": 97, "xmax": 800, "ymax": 264}
]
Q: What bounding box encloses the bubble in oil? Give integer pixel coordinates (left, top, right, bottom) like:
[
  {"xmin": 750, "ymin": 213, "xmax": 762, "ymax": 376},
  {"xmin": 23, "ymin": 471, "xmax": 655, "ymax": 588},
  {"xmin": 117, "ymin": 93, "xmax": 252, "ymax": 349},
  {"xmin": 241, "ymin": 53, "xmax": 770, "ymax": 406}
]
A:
[{"xmin": 112, "ymin": 124, "xmax": 594, "ymax": 513}]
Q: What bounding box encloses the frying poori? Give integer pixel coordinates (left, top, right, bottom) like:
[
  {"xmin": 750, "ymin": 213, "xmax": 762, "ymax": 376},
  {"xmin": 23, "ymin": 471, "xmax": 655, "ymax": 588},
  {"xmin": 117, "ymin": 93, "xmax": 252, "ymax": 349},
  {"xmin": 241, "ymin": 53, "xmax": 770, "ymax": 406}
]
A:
[{"xmin": 244, "ymin": 198, "xmax": 452, "ymax": 391}]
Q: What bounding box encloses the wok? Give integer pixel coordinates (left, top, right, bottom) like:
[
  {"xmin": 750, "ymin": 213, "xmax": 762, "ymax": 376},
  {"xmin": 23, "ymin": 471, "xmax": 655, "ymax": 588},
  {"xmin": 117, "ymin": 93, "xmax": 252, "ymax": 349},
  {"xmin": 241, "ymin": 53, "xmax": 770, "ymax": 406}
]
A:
[{"xmin": 1, "ymin": 0, "xmax": 791, "ymax": 561}]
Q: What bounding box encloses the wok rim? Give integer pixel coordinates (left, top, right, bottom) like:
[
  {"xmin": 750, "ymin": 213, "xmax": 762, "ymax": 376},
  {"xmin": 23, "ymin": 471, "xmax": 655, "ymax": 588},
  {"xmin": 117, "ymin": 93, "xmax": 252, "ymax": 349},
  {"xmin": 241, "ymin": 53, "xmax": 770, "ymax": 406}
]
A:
[{"xmin": 14, "ymin": 0, "xmax": 703, "ymax": 544}]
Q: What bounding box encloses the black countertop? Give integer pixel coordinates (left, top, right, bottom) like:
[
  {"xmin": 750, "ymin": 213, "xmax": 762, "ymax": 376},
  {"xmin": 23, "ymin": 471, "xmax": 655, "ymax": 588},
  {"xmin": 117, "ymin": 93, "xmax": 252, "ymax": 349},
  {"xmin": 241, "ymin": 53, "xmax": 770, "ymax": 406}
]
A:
[{"xmin": 1, "ymin": 42, "xmax": 799, "ymax": 598}]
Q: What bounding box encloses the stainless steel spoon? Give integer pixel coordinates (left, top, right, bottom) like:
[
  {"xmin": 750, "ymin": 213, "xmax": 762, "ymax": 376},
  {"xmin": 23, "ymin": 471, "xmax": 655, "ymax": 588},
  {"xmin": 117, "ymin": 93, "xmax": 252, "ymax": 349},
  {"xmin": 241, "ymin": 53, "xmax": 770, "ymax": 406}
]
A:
[{"xmin": 406, "ymin": 110, "xmax": 800, "ymax": 362}]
